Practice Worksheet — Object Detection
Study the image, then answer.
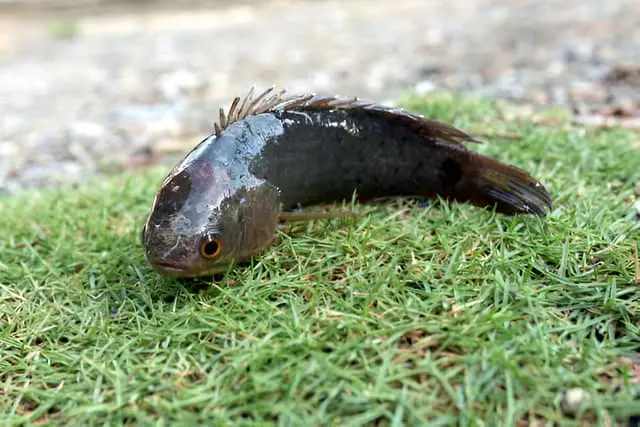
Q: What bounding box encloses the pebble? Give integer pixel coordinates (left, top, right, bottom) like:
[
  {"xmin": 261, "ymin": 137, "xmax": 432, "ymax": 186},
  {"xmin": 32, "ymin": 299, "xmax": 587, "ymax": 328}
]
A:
[
  {"xmin": 526, "ymin": 89, "xmax": 548, "ymax": 105},
  {"xmin": 157, "ymin": 68, "xmax": 202, "ymax": 101},
  {"xmin": 560, "ymin": 388, "xmax": 591, "ymax": 416},
  {"xmin": 68, "ymin": 121, "xmax": 107, "ymax": 143},
  {"xmin": 413, "ymin": 80, "xmax": 437, "ymax": 96}
]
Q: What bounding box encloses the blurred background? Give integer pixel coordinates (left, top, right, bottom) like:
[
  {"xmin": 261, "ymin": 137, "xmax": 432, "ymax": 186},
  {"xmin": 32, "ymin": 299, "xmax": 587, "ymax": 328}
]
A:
[{"xmin": 0, "ymin": 0, "xmax": 638, "ymax": 195}]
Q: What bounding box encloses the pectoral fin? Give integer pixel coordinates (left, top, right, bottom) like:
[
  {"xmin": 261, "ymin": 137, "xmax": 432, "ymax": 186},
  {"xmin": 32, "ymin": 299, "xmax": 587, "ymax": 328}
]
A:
[{"xmin": 278, "ymin": 210, "xmax": 361, "ymax": 222}]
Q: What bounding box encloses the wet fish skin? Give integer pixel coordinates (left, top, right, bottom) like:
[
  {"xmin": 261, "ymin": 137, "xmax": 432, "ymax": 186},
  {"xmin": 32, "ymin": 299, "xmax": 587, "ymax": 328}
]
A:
[
  {"xmin": 141, "ymin": 117, "xmax": 282, "ymax": 277},
  {"xmin": 142, "ymin": 88, "xmax": 551, "ymax": 277}
]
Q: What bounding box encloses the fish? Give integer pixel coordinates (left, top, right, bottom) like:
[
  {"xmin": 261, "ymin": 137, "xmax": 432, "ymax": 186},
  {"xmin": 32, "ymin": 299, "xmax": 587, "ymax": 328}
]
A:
[{"xmin": 141, "ymin": 86, "xmax": 552, "ymax": 277}]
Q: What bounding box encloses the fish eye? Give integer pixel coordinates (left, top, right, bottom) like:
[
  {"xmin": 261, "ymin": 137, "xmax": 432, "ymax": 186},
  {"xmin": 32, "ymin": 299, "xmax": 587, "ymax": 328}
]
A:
[{"xmin": 199, "ymin": 234, "xmax": 223, "ymax": 259}]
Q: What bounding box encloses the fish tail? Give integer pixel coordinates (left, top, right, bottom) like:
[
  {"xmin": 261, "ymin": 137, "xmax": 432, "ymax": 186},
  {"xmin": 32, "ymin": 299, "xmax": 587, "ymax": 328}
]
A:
[{"xmin": 444, "ymin": 153, "xmax": 552, "ymax": 216}]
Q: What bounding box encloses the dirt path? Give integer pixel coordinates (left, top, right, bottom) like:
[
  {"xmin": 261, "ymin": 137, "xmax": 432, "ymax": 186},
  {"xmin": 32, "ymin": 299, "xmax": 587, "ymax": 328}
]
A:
[{"xmin": 1, "ymin": 0, "xmax": 638, "ymax": 195}]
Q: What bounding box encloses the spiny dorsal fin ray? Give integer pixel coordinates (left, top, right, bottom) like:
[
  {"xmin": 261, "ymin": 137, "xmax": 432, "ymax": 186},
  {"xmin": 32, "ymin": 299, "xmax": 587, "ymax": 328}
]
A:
[{"xmin": 213, "ymin": 85, "xmax": 480, "ymax": 146}]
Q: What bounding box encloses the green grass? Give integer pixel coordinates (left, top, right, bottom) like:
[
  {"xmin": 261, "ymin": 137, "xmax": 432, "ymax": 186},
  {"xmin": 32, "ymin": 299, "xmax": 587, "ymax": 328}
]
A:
[{"xmin": 1, "ymin": 94, "xmax": 639, "ymax": 426}]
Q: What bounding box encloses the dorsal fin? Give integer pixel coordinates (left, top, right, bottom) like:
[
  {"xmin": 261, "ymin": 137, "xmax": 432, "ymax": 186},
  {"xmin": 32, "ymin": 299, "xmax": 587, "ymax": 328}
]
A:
[{"xmin": 213, "ymin": 86, "xmax": 480, "ymax": 146}]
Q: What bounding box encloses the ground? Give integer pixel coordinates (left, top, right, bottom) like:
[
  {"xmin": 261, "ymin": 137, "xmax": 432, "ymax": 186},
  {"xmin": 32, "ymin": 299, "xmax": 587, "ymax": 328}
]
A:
[{"xmin": 0, "ymin": 0, "xmax": 639, "ymax": 194}]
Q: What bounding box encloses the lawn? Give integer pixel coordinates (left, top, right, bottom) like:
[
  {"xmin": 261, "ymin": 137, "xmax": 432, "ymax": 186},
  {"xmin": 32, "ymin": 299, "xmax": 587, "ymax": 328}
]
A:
[{"xmin": 1, "ymin": 94, "xmax": 639, "ymax": 426}]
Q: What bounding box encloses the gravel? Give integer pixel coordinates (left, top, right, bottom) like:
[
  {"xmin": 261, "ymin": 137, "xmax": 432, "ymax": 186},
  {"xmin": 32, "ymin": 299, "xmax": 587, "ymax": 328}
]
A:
[{"xmin": 1, "ymin": 0, "xmax": 639, "ymax": 195}]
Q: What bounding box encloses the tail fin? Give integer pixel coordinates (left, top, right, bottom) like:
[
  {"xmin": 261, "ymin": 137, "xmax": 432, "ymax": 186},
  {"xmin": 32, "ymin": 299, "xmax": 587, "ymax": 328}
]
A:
[{"xmin": 450, "ymin": 153, "xmax": 552, "ymax": 216}]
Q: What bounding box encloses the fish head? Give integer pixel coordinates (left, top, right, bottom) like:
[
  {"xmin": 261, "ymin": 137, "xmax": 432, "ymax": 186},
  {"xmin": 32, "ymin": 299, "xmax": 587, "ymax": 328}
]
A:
[{"xmin": 141, "ymin": 149, "xmax": 281, "ymax": 277}]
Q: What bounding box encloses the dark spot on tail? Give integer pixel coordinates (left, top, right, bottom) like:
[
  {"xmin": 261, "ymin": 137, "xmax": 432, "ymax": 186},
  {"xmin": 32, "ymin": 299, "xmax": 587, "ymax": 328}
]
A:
[{"xmin": 438, "ymin": 157, "xmax": 462, "ymax": 188}]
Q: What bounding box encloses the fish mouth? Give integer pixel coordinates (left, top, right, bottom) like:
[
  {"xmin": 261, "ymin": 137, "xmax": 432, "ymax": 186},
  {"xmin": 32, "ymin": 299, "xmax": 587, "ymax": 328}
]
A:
[
  {"xmin": 150, "ymin": 260, "xmax": 230, "ymax": 278},
  {"xmin": 151, "ymin": 261, "xmax": 187, "ymax": 275}
]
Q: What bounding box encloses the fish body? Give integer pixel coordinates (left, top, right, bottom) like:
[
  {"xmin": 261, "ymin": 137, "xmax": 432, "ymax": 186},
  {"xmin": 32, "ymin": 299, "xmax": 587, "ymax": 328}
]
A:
[{"xmin": 142, "ymin": 88, "xmax": 551, "ymax": 277}]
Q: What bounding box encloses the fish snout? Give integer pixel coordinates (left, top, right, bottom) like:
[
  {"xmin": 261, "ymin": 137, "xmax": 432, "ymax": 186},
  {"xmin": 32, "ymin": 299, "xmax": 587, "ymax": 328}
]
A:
[{"xmin": 142, "ymin": 227, "xmax": 198, "ymax": 276}]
